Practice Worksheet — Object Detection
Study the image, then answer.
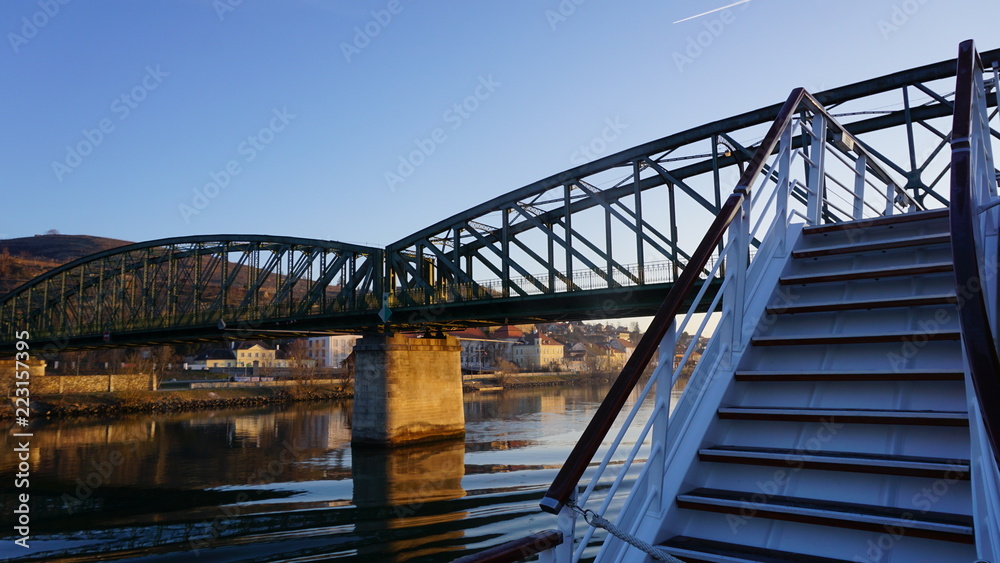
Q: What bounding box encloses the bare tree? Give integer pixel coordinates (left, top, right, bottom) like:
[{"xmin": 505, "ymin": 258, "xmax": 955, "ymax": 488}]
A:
[
  {"xmin": 149, "ymin": 345, "xmax": 180, "ymax": 385},
  {"xmin": 284, "ymin": 340, "xmax": 315, "ymax": 382}
]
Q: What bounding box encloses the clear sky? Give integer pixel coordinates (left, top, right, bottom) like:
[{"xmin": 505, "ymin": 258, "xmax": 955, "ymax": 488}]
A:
[{"xmin": 2, "ymin": 0, "xmax": 996, "ymax": 248}]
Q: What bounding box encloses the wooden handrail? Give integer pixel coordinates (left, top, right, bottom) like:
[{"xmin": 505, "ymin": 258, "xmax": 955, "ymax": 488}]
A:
[
  {"xmin": 540, "ymin": 87, "xmax": 811, "ymax": 515},
  {"xmin": 452, "ymin": 530, "xmax": 563, "ymax": 563},
  {"xmin": 949, "ymin": 39, "xmax": 1000, "ymax": 464}
]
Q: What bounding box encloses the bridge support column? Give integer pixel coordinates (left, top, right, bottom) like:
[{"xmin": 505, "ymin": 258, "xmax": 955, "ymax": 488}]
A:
[{"xmin": 352, "ymin": 333, "xmax": 465, "ymax": 446}]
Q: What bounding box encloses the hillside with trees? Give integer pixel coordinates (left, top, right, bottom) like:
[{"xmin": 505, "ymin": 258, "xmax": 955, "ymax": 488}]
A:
[{"xmin": 0, "ymin": 232, "xmax": 132, "ymax": 295}]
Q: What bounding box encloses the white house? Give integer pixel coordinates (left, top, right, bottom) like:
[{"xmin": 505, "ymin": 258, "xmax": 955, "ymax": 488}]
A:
[{"xmin": 305, "ymin": 335, "xmax": 361, "ymax": 368}]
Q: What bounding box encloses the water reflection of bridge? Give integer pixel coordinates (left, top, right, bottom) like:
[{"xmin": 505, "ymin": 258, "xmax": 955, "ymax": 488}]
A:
[
  {"xmin": 0, "ymin": 404, "xmax": 474, "ymax": 562},
  {"xmin": 3, "ymin": 442, "xmax": 470, "ymax": 562}
]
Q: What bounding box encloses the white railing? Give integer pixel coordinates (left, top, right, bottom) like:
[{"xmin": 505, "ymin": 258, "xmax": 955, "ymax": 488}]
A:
[{"xmin": 540, "ymin": 88, "xmax": 915, "ymax": 562}]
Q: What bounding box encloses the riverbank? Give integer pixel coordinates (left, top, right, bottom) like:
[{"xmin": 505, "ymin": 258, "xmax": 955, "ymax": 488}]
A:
[
  {"xmin": 502, "ymin": 371, "xmax": 617, "ymax": 387},
  {"xmin": 7, "ymin": 372, "xmax": 619, "ymax": 420},
  {"xmin": 10, "ymin": 384, "xmax": 351, "ymax": 420}
]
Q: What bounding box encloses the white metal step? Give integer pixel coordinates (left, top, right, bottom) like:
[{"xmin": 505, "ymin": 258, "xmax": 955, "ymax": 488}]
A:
[
  {"xmin": 717, "ymin": 407, "xmax": 968, "ymax": 426},
  {"xmin": 766, "ymin": 293, "xmax": 957, "ymax": 314},
  {"xmin": 660, "ymin": 535, "xmax": 855, "ymax": 563},
  {"xmin": 800, "ymin": 209, "xmax": 949, "ymax": 235},
  {"xmin": 750, "ymin": 331, "xmax": 961, "ymax": 346},
  {"xmin": 675, "ymin": 488, "xmax": 975, "ymax": 543},
  {"xmin": 780, "ymin": 262, "xmax": 953, "ymax": 286},
  {"xmin": 734, "ymin": 369, "xmax": 965, "ymax": 382},
  {"xmin": 698, "ymin": 445, "xmax": 970, "ymax": 479},
  {"xmin": 792, "ymin": 233, "xmax": 950, "ymax": 259}
]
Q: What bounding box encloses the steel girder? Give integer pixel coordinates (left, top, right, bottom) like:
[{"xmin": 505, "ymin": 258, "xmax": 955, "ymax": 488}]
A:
[
  {"xmin": 385, "ymin": 48, "xmax": 1000, "ymax": 315},
  {"xmin": 0, "ymin": 235, "xmax": 383, "ymax": 351}
]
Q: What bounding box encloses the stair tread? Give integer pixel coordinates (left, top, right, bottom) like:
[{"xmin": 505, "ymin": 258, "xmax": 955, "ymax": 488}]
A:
[
  {"xmin": 780, "ymin": 262, "xmax": 953, "ymax": 285},
  {"xmin": 719, "ymin": 406, "xmax": 967, "ymax": 417},
  {"xmin": 734, "ymin": 369, "xmax": 965, "ymax": 381},
  {"xmin": 792, "ymin": 233, "xmax": 950, "ymax": 258},
  {"xmin": 661, "ymin": 535, "xmax": 856, "ymax": 563},
  {"xmin": 751, "ymin": 331, "xmax": 961, "ymax": 346},
  {"xmin": 718, "ymin": 407, "xmax": 969, "ymax": 426},
  {"xmin": 766, "ymin": 294, "xmax": 957, "ymax": 314},
  {"xmin": 700, "ymin": 445, "xmax": 970, "ymax": 477},
  {"xmin": 677, "ymin": 487, "xmax": 974, "ymax": 537},
  {"xmin": 802, "ymin": 209, "xmax": 949, "ymax": 235}
]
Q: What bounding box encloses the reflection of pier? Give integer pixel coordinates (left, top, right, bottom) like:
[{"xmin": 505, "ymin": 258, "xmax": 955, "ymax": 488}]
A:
[
  {"xmin": 353, "ymin": 439, "xmax": 468, "ymax": 561},
  {"xmin": 6, "ymin": 439, "xmax": 469, "ymax": 562}
]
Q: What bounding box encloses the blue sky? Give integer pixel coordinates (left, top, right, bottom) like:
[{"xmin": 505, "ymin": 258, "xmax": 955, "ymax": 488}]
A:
[{"xmin": 1, "ymin": 0, "xmax": 997, "ymax": 246}]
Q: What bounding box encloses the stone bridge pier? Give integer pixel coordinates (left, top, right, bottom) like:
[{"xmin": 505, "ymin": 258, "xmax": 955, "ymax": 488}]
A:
[{"xmin": 352, "ymin": 333, "xmax": 465, "ymax": 446}]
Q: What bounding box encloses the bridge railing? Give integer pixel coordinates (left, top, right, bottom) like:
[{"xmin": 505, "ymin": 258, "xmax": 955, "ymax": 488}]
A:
[
  {"xmin": 524, "ymin": 87, "xmax": 914, "ymax": 562},
  {"xmin": 949, "ymin": 39, "xmax": 1000, "ymax": 555},
  {"xmin": 387, "ymin": 259, "xmax": 688, "ymax": 307}
]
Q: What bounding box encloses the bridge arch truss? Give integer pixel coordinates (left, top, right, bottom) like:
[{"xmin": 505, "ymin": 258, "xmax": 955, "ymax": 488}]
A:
[
  {"xmin": 0, "ymin": 235, "xmax": 383, "ymax": 349},
  {"xmin": 384, "ymin": 48, "xmax": 1000, "ymax": 323},
  {"xmin": 3, "ymin": 48, "xmax": 1000, "ymax": 352}
]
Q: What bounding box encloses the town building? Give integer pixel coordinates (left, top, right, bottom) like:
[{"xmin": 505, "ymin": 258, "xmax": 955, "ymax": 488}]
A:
[
  {"xmin": 192, "ymin": 348, "xmax": 237, "ymax": 369},
  {"xmin": 235, "ymin": 341, "xmax": 277, "ymax": 368},
  {"xmin": 450, "ymin": 327, "xmax": 514, "ymax": 371},
  {"xmin": 512, "ymin": 333, "xmax": 565, "ymax": 371},
  {"xmin": 305, "ymin": 335, "xmax": 362, "ymax": 368},
  {"xmin": 608, "ymin": 337, "xmax": 636, "ymax": 362}
]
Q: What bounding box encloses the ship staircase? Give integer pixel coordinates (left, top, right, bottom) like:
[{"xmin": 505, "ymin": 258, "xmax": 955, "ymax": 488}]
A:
[{"xmin": 457, "ymin": 41, "xmax": 1000, "ymax": 563}]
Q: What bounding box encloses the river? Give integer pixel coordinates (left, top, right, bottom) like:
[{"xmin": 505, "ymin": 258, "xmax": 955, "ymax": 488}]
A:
[{"xmin": 1, "ymin": 383, "xmax": 653, "ymax": 562}]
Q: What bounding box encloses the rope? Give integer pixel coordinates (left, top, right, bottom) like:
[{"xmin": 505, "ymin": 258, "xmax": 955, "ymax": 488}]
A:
[{"xmin": 568, "ymin": 501, "xmax": 686, "ymax": 562}]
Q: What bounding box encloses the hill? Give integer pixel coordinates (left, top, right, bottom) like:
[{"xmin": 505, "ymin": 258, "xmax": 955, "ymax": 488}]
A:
[{"xmin": 0, "ymin": 234, "xmax": 133, "ymax": 296}]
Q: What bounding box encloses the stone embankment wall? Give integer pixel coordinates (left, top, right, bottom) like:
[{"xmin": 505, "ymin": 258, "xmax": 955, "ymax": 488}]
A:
[
  {"xmin": 189, "ymin": 378, "xmax": 345, "ymax": 389},
  {"xmin": 32, "ymin": 373, "xmax": 157, "ymax": 394}
]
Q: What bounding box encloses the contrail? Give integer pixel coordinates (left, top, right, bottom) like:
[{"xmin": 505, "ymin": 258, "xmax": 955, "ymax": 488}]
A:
[{"xmin": 672, "ymin": 0, "xmax": 751, "ymax": 24}]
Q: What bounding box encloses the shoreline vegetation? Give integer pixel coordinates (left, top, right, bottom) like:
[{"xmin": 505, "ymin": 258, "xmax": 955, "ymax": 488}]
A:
[{"xmin": 7, "ymin": 372, "xmax": 620, "ymax": 421}]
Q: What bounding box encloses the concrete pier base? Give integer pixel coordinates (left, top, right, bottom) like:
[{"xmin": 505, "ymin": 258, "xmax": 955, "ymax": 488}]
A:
[{"xmin": 352, "ymin": 333, "xmax": 465, "ymax": 446}]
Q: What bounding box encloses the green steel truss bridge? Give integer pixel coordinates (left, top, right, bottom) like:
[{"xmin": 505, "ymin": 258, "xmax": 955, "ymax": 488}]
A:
[{"xmin": 3, "ymin": 48, "xmax": 999, "ymax": 354}]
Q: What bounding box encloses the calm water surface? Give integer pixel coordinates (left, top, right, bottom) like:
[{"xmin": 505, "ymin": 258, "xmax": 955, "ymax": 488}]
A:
[{"xmin": 1, "ymin": 384, "xmax": 652, "ymax": 562}]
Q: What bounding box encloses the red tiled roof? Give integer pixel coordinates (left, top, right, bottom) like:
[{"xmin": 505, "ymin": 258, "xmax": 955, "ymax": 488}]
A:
[
  {"xmin": 451, "ymin": 327, "xmax": 488, "ymax": 339},
  {"xmin": 491, "ymin": 325, "xmax": 524, "ymax": 339}
]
